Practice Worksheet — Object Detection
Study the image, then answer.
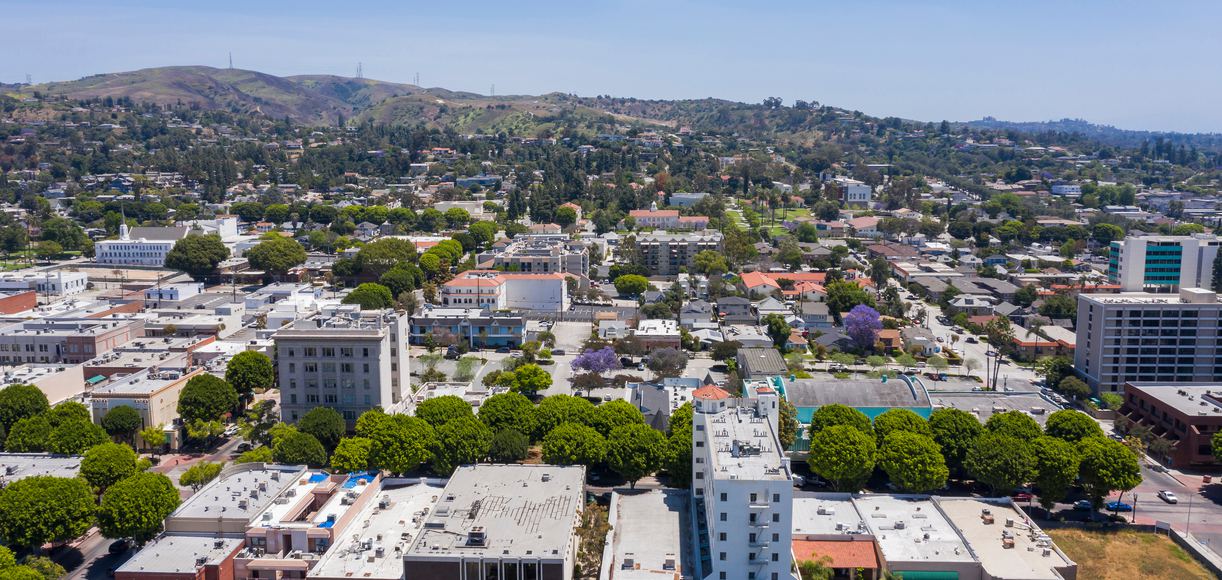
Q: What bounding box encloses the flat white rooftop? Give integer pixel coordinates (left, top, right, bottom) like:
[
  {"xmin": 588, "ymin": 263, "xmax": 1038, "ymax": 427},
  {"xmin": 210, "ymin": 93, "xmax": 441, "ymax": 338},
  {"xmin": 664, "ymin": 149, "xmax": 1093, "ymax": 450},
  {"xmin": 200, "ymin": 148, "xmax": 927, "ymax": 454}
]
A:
[
  {"xmin": 0, "ymin": 453, "xmax": 80, "ymax": 482},
  {"xmin": 939, "ymin": 498, "xmax": 1071, "ymax": 580},
  {"xmin": 308, "ymin": 480, "xmax": 444, "ymax": 580},
  {"xmin": 705, "ymin": 405, "xmax": 790, "ymax": 481},
  {"xmin": 792, "ymin": 495, "xmax": 866, "ymax": 536},
  {"xmin": 607, "ymin": 490, "xmax": 688, "ymax": 579},
  {"xmin": 854, "ymin": 495, "xmax": 972, "ymax": 563},
  {"xmin": 405, "ymin": 464, "xmax": 584, "ymax": 561},
  {"xmin": 117, "ymin": 534, "xmax": 244, "ymax": 574},
  {"xmin": 173, "ymin": 464, "xmax": 306, "ymax": 521}
]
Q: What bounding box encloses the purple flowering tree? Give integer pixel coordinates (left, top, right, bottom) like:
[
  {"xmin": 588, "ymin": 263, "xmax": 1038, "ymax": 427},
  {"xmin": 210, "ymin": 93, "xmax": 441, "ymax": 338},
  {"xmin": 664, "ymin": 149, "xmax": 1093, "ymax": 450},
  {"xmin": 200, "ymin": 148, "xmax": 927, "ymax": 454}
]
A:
[
  {"xmin": 571, "ymin": 346, "xmax": 621, "ymax": 375},
  {"xmin": 844, "ymin": 304, "xmax": 882, "ymax": 352}
]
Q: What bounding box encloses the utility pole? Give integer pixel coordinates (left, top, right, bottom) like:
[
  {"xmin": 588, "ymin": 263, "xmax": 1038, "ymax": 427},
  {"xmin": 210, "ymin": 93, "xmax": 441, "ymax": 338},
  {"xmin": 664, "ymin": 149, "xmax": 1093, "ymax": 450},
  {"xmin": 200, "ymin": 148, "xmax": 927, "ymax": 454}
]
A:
[
  {"xmin": 356, "ymin": 62, "xmax": 363, "ymax": 80},
  {"xmin": 228, "ymin": 52, "xmax": 233, "ymax": 69},
  {"xmin": 490, "ymin": 84, "xmax": 495, "ymax": 97}
]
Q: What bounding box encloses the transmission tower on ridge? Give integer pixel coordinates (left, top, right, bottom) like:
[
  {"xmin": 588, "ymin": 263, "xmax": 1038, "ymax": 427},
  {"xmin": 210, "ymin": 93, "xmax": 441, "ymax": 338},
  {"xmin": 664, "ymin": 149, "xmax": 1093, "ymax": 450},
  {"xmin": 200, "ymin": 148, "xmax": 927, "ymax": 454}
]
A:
[
  {"xmin": 228, "ymin": 52, "xmax": 233, "ymax": 69},
  {"xmin": 356, "ymin": 62, "xmax": 363, "ymax": 79}
]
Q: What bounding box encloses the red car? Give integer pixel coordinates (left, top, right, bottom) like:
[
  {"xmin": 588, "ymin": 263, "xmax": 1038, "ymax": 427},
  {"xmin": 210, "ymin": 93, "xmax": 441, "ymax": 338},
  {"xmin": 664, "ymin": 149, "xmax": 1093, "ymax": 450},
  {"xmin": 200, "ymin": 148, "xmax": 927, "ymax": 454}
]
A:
[{"xmin": 1011, "ymin": 492, "xmax": 1034, "ymax": 502}]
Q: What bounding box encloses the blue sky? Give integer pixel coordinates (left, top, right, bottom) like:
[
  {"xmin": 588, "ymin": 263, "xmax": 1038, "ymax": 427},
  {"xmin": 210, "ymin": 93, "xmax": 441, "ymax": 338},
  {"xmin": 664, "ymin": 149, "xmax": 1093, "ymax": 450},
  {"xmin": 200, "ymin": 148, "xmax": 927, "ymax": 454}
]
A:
[{"xmin": 7, "ymin": 0, "xmax": 1222, "ymax": 132}]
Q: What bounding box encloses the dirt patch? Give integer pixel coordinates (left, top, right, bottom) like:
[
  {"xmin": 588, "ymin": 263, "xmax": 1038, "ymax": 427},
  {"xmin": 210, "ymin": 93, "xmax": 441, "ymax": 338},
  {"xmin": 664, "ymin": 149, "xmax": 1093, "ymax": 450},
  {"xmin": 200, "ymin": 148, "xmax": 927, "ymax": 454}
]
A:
[{"xmin": 1047, "ymin": 528, "xmax": 1213, "ymax": 580}]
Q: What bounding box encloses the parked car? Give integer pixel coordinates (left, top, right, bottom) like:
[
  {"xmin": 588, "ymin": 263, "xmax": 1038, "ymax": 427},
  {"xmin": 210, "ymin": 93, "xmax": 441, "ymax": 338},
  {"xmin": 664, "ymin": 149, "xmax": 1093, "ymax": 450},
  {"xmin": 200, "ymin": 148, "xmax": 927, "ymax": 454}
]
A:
[
  {"xmin": 495, "ymin": 347, "xmax": 511, "ymax": 353},
  {"xmin": 551, "ymin": 349, "xmax": 566, "ymax": 356},
  {"xmin": 965, "ymin": 337, "xmax": 978, "ymax": 344},
  {"xmin": 1011, "ymin": 492, "xmax": 1034, "ymax": 502},
  {"xmin": 1157, "ymin": 490, "xmax": 1179, "ymax": 504},
  {"xmin": 236, "ymin": 442, "xmax": 253, "ymax": 452},
  {"xmin": 792, "ymin": 474, "xmax": 806, "ymax": 488},
  {"xmin": 108, "ymin": 539, "xmax": 130, "ymax": 555},
  {"xmin": 1105, "ymin": 500, "xmax": 1132, "ymax": 512},
  {"xmin": 444, "ymin": 346, "xmax": 460, "ymax": 360},
  {"xmin": 1073, "ymin": 500, "xmax": 1093, "ymax": 511}
]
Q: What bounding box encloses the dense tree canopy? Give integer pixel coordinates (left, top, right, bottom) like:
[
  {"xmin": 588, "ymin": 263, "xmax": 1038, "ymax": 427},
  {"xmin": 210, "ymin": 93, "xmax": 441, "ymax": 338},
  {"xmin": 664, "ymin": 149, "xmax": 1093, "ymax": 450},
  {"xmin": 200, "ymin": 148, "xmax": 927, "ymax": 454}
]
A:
[
  {"xmin": 225, "ymin": 351, "xmax": 275, "ymax": 400},
  {"xmin": 591, "ymin": 400, "xmax": 645, "ymax": 437},
  {"xmin": 928, "ymin": 408, "xmax": 983, "ymax": 475},
  {"xmin": 342, "ymin": 283, "xmax": 394, "ymax": 310},
  {"xmin": 808, "ymin": 404, "xmax": 873, "ymax": 436},
  {"xmin": 534, "ymin": 395, "xmax": 596, "ymax": 439},
  {"xmin": 872, "ymin": 408, "xmax": 932, "ymax": 447},
  {"xmin": 101, "ymin": 406, "xmax": 143, "ymax": 441},
  {"xmin": 478, "ymin": 392, "xmax": 537, "ymax": 436},
  {"xmin": 297, "ymin": 407, "xmax": 346, "ymax": 451},
  {"xmin": 1077, "ymin": 437, "xmax": 1142, "ymax": 508},
  {"xmin": 965, "ymin": 433, "xmax": 1035, "ymax": 494},
  {"xmin": 0, "ymin": 476, "xmax": 95, "ymax": 550},
  {"xmin": 0, "ymin": 385, "xmax": 49, "ymax": 431},
  {"xmin": 178, "ymin": 374, "xmax": 239, "ymax": 423},
  {"xmin": 273, "ymin": 431, "xmax": 328, "ymax": 467},
  {"xmin": 807, "ymin": 425, "xmax": 876, "ymax": 491},
  {"xmin": 1043, "ymin": 410, "xmax": 1104, "ymax": 443},
  {"xmin": 165, "ymin": 234, "xmax": 230, "ymax": 280},
  {"xmin": 97, "ymin": 473, "xmax": 181, "ymax": 543},
  {"xmin": 330, "ymin": 437, "xmax": 374, "ymax": 473},
  {"xmin": 81, "ymin": 442, "xmax": 140, "ymax": 490},
  {"xmin": 879, "ymin": 431, "xmax": 949, "ymax": 493},
  {"xmin": 432, "ymin": 417, "xmax": 493, "ymax": 475},
  {"xmin": 984, "ymin": 410, "xmax": 1043, "ymax": 441},
  {"xmin": 246, "ymin": 237, "xmax": 307, "ymax": 276},
  {"xmin": 606, "ymin": 424, "xmax": 667, "ymax": 487},
  {"xmin": 542, "ymin": 423, "xmax": 607, "ymax": 466}
]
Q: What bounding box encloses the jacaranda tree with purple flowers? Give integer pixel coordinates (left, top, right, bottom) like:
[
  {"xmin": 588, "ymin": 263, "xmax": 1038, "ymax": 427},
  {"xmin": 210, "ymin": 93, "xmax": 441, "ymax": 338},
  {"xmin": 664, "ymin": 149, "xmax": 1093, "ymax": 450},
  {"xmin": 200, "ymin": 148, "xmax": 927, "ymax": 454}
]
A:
[
  {"xmin": 571, "ymin": 346, "xmax": 621, "ymax": 374},
  {"xmin": 844, "ymin": 304, "xmax": 882, "ymax": 352}
]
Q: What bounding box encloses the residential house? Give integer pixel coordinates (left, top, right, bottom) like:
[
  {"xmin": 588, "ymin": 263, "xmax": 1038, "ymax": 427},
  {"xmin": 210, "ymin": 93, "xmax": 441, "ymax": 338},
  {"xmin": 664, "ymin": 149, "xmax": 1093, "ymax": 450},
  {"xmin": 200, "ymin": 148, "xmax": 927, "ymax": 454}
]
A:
[
  {"xmin": 717, "ymin": 297, "xmax": 755, "ymax": 324},
  {"xmin": 679, "ymin": 299, "xmax": 713, "ymax": 329}
]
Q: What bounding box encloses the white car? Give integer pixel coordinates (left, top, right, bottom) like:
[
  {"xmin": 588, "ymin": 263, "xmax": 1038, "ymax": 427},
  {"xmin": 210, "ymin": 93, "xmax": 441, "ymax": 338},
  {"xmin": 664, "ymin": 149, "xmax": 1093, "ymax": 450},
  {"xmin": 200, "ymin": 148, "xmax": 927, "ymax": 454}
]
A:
[{"xmin": 1157, "ymin": 490, "xmax": 1178, "ymax": 504}]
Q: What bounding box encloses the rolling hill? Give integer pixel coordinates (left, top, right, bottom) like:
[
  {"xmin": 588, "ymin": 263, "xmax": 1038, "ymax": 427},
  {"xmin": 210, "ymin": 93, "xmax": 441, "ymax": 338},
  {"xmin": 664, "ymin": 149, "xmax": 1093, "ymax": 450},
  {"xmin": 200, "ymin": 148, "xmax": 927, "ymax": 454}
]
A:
[{"xmin": 28, "ymin": 66, "xmax": 1222, "ymax": 149}]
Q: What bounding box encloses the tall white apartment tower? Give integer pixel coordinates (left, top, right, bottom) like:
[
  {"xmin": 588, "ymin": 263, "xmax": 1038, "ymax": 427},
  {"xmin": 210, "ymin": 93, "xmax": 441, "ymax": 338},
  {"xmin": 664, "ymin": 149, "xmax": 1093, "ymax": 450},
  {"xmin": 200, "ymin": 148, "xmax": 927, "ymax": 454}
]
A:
[
  {"xmin": 1108, "ymin": 234, "xmax": 1222, "ymax": 292},
  {"xmin": 692, "ymin": 384, "xmax": 795, "ymax": 580}
]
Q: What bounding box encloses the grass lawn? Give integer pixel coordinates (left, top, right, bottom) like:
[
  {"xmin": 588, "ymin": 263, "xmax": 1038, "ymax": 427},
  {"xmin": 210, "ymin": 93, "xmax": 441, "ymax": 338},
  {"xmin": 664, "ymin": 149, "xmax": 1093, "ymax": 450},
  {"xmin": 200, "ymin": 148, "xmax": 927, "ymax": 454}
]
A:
[{"xmin": 1047, "ymin": 528, "xmax": 1213, "ymax": 580}]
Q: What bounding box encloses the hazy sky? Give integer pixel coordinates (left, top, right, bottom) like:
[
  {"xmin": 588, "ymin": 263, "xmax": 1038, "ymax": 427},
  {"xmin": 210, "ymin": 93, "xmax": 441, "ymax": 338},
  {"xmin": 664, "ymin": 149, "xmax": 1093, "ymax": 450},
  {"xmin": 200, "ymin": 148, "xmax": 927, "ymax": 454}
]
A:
[{"xmin": 7, "ymin": 0, "xmax": 1222, "ymax": 132}]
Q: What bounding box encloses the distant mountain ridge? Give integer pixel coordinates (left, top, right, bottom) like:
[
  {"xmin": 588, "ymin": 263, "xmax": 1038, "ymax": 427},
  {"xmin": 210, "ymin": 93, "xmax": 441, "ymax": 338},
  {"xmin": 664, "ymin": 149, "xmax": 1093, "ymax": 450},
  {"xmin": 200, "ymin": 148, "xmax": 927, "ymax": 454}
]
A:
[
  {"xmin": 965, "ymin": 116, "xmax": 1222, "ymax": 149},
  {"xmin": 24, "ymin": 66, "xmax": 1222, "ymax": 145}
]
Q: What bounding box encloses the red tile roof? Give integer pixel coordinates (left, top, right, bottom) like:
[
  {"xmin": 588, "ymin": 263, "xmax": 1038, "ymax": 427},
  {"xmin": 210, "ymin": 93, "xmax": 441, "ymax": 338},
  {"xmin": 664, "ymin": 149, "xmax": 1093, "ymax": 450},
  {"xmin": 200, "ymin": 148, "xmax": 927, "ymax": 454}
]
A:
[
  {"xmin": 792, "ymin": 540, "xmax": 879, "ymax": 570},
  {"xmin": 693, "ymin": 385, "xmax": 732, "ymax": 400}
]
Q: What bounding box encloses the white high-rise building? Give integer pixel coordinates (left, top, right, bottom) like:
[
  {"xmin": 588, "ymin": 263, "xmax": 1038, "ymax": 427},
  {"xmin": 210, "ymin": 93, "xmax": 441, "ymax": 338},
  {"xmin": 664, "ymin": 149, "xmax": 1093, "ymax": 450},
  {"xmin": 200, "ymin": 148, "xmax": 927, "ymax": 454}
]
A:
[
  {"xmin": 691, "ymin": 384, "xmax": 795, "ymax": 580},
  {"xmin": 1075, "ymin": 287, "xmax": 1222, "ymax": 393},
  {"xmin": 1108, "ymin": 234, "xmax": 1221, "ymax": 292}
]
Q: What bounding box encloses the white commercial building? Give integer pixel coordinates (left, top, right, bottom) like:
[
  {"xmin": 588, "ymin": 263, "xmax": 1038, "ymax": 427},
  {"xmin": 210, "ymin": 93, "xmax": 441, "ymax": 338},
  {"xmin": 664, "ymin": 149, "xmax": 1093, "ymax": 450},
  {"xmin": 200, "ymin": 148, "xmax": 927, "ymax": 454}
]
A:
[
  {"xmin": 1108, "ymin": 234, "xmax": 1222, "ymax": 292},
  {"xmin": 691, "ymin": 384, "xmax": 794, "ymax": 580},
  {"xmin": 441, "ymin": 270, "xmax": 569, "ymax": 312},
  {"xmin": 1075, "ymin": 288, "xmax": 1222, "ymax": 393},
  {"xmin": 144, "ymin": 283, "xmax": 204, "ymax": 303},
  {"xmin": 1050, "ymin": 183, "xmax": 1082, "ymax": 197},
  {"xmin": 95, "ymin": 224, "xmax": 190, "ymax": 267},
  {"xmin": 402, "ymin": 464, "xmax": 585, "ymax": 580},
  {"xmin": 477, "ymin": 234, "xmax": 590, "ymax": 277},
  {"xmin": 272, "ymin": 305, "xmax": 410, "ymax": 425},
  {"xmin": 0, "ymin": 271, "xmax": 89, "ymax": 297},
  {"xmin": 836, "ymin": 177, "xmax": 873, "ymax": 206}
]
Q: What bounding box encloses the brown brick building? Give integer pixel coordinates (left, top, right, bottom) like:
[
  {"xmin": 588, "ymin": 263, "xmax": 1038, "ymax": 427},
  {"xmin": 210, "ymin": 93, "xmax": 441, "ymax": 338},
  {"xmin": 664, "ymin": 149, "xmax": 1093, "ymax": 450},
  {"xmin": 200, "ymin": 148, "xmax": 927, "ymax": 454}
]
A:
[{"xmin": 1119, "ymin": 382, "xmax": 1222, "ymax": 469}]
